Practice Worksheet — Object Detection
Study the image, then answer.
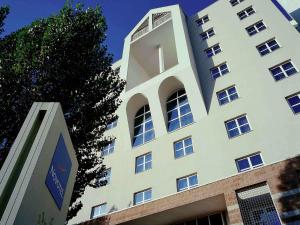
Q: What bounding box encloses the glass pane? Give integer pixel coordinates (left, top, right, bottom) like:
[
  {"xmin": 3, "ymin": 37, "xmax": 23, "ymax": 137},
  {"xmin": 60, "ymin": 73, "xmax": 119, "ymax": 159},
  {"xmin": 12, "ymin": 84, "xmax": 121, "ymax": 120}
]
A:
[
  {"xmin": 178, "ymin": 95, "xmax": 188, "ymax": 106},
  {"xmin": 133, "ymin": 135, "xmax": 143, "ymax": 147},
  {"xmin": 174, "ymin": 141, "xmax": 183, "ymax": 150},
  {"xmin": 136, "ymin": 164, "xmax": 144, "ymax": 173},
  {"xmin": 135, "ymin": 107, "xmax": 145, "ymax": 117},
  {"xmin": 181, "ymin": 113, "xmax": 194, "ymax": 127},
  {"xmin": 237, "ymin": 116, "xmax": 248, "ymax": 126},
  {"xmin": 168, "ymin": 92, "xmax": 178, "ymax": 102},
  {"xmin": 135, "ymin": 192, "xmax": 143, "ymax": 204},
  {"xmin": 189, "ymin": 175, "xmax": 198, "ymax": 186},
  {"xmin": 282, "ymin": 62, "xmax": 293, "ymax": 70},
  {"xmin": 144, "ymin": 130, "xmax": 155, "ymax": 142},
  {"xmin": 168, "ymin": 119, "xmax": 180, "ymax": 132},
  {"xmin": 134, "ymin": 116, "xmax": 144, "ymax": 127},
  {"xmin": 287, "ymin": 95, "xmax": 300, "ymax": 106},
  {"xmin": 293, "ymin": 104, "xmax": 300, "ymax": 113},
  {"xmin": 185, "ymin": 146, "xmax": 193, "ymax": 155},
  {"xmin": 145, "ymin": 121, "xmax": 153, "ymax": 131},
  {"xmin": 178, "ymin": 89, "xmax": 186, "ymax": 96},
  {"xmin": 240, "ymin": 124, "xmax": 251, "ymax": 133},
  {"xmin": 180, "ymin": 104, "xmax": 191, "ymax": 115},
  {"xmin": 197, "ymin": 217, "xmax": 210, "ymax": 225},
  {"xmin": 237, "ymin": 158, "xmax": 250, "ymax": 171},
  {"xmin": 144, "ymin": 189, "xmax": 152, "ymax": 200},
  {"xmin": 168, "ymin": 109, "xmax": 179, "ymax": 121},
  {"xmin": 178, "ymin": 178, "xmax": 187, "ymax": 191},
  {"xmin": 206, "ymin": 49, "xmax": 213, "ymax": 57},
  {"xmin": 229, "ymin": 128, "xmax": 240, "ymax": 138},
  {"xmin": 184, "ymin": 137, "xmax": 192, "ymax": 146},
  {"xmin": 247, "ymin": 27, "xmax": 256, "ymax": 34},
  {"xmin": 175, "ymin": 149, "xmax": 184, "ymax": 158},
  {"xmin": 227, "ymin": 87, "xmax": 236, "ymax": 95},
  {"xmin": 134, "ymin": 125, "xmax": 143, "ymax": 136},
  {"xmin": 218, "ymin": 91, "xmax": 227, "ymax": 99},
  {"xmin": 145, "ymin": 153, "xmax": 152, "ymax": 161},
  {"xmin": 136, "ymin": 156, "xmax": 144, "ymax": 165},
  {"xmin": 220, "ymin": 97, "xmax": 229, "ymax": 105},
  {"xmin": 144, "ymin": 112, "xmax": 151, "ymax": 121},
  {"xmin": 286, "ymin": 68, "xmax": 297, "ymax": 76},
  {"xmin": 226, "ymin": 120, "xmax": 237, "ymax": 130},
  {"xmin": 230, "ymin": 93, "xmax": 239, "ymax": 101},
  {"xmin": 167, "ymin": 99, "xmax": 178, "ymax": 111},
  {"xmin": 250, "ymin": 154, "xmax": 263, "ymax": 166},
  {"xmin": 209, "ymin": 213, "xmax": 223, "ymax": 225},
  {"xmin": 144, "ymin": 104, "xmax": 150, "ymax": 112},
  {"xmin": 145, "ymin": 161, "xmax": 152, "ymax": 170}
]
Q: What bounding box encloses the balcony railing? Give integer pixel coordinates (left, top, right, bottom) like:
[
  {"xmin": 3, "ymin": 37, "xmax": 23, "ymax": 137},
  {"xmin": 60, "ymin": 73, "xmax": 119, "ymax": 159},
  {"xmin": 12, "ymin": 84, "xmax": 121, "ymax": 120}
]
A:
[
  {"xmin": 131, "ymin": 26, "xmax": 149, "ymax": 41},
  {"xmin": 153, "ymin": 13, "xmax": 171, "ymax": 29}
]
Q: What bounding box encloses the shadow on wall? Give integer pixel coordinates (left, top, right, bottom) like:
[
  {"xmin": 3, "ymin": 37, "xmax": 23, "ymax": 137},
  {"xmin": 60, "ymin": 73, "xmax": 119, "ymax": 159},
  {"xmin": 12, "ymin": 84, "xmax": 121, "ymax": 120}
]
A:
[{"xmin": 278, "ymin": 155, "xmax": 300, "ymax": 224}]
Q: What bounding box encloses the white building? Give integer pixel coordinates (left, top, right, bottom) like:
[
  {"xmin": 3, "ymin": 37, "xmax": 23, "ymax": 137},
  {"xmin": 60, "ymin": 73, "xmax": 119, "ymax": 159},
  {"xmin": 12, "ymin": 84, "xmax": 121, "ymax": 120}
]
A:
[{"xmin": 70, "ymin": 0, "xmax": 300, "ymax": 224}]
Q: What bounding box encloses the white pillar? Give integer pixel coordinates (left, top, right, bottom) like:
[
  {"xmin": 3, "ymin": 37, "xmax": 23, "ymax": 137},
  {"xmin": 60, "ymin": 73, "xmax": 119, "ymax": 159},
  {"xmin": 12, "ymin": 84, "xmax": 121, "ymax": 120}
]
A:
[{"xmin": 158, "ymin": 45, "xmax": 165, "ymax": 73}]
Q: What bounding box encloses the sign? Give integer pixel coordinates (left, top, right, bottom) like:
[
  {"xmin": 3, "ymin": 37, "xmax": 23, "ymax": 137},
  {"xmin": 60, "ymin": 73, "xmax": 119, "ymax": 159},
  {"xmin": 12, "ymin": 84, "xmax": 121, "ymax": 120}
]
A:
[{"xmin": 46, "ymin": 134, "xmax": 72, "ymax": 209}]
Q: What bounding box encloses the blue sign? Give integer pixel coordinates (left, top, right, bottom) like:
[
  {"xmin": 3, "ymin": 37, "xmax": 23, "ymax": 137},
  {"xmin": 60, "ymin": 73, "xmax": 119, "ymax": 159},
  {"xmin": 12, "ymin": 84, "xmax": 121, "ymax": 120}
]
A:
[{"xmin": 46, "ymin": 134, "xmax": 72, "ymax": 209}]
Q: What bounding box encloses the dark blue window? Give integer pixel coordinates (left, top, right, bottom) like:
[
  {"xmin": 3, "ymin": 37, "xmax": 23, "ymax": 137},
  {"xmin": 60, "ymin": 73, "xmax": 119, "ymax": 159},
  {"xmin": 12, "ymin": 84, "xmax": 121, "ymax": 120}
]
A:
[
  {"xmin": 238, "ymin": 6, "xmax": 255, "ymax": 20},
  {"xmin": 135, "ymin": 152, "xmax": 152, "ymax": 173},
  {"xmin": 217, "ymin": 86, "xmax": 239, "ymax": 105},
  {"xmin": 287, "ymin": 94, "xmax": 300, "ymax": 114},
  {"xmin": 205, "ymin": 44, "xmax": 221, "ymax": 58},
  {"xmin": 257, "ymin": 39, "xmax": 280, "ymax": 56},
  {"xmin": 246, "ymin": 21, "xmax": 266, "ymax": 36},
  {"xmin": 177, "ymin": 174, "xmax": 198, "ymax": 192},
  {"xmin": 236, "ymin": 153, "xmax": 263, "ymax": 172},
  {"xmin": 211, "ymin": 63, "xmax": 229, "ymax": 79},
  {"xmin": 132, "ymin": 105, "xmax": 155, "ymax": 147},
  {"xmin": 270, "ymin": 61, "xmax": 297, "ymax": 81},
  {"xmin": 225, "ymin": 115, "xmax": 251, "ymax": 138},
  {"xmin": 174, "ymin": 137, "xmax": 193, "ymax": 158},
  {"xmin": 167, "ymin": 89, "xmax": 193, "ymax": 132}
]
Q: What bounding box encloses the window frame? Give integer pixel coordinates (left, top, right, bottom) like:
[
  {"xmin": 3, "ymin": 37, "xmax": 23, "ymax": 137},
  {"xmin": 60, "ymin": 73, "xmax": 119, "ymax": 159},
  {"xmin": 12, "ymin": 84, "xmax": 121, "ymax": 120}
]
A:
[
  {"xmin": 230, "ymin": 0, "xmax": 245, "ymax": 7},
  {"xmin": 102, "ymin": 140, "xmax": 115, "ymax": 156},
  {"xmin": 204, "ymin": 43, "xmax": 222, "ymax": 58},
  {"xmin": 196, "ymin": 15, "xmax": 209, "ymax": 26},
  {"xmin": 106, "ymin": 119, "xmax": 118, "ymax": 130},
  {"xmin": 236, "ymin": 153, "xmax": 264, "ymax": 172},
  {"xmin": 225, "ymin": 114, "xmax": 252, "ymax": 139},
  {"xmin": 217, "ymin": 85, "xmax": 239, "ymax": 105},
  {"xmin": 269, "ymin": 60, "xmax": 298, "ymax": 81},
  {"xmin": 246, "ymin": 20, "xmax": 266, "ymax": 36},
  {"xmin": 286, "ymin": 93, "xmax": 300, "ymax": 114},
  {"xmin": 97, "ymin": 168, "xmax": 111, "ymax": 186},
  {"xmin": 135, "ymin": 152, "xmax": 152, "ymax": 174},
  {"xmin": 237, "ymin": 6, "xmax": 256, "ymax": 20},
  {"xmin": 173, "ymin": 136, "xmax": 194, "ymax": 159},
  {"xmin": 133, "ymin": 188, "xmax": 152, "ymax": 205},
  {"xmin": 210, "ymin": 62, "xmax": 230, "ymax": 79},
  {"xmin": 256, "ymin": 38, "xmax": 280, "ymax": 56},
  {"xmin": 177, "ymin": 173, "xmax": 199, "ymax": 192},
  {"xmin": 200, "ymin": 28, "xmax": 215, "ymax": 40},
  {"xmin": 90, "ymin": 203, "xmax": 107, "ymax": 219}
]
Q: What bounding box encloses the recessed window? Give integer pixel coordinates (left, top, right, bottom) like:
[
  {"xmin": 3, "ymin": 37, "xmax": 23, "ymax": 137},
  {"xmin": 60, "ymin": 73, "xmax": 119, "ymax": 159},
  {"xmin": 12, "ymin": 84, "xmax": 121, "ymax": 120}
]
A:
[
  {"xmin": 200, "ymin": 28, "xmax": 215, "ymax": 40},
  {"xmin": 91, "ymin": 203, "xmax": 107, "ymax": 219},
  {"xmin": 106, "ymin": 119, "xmax": 118, "ymax": 130},
  {"xmin": 135, "ymin": 152, "xmax": 152, "ymax": 173},
  {"xmin": 167, "ymin": 89, "xmax": 194, "ymax": 132},
  {"xmin": 257, "ymin": 39, "xmax": 280, "ymax": 56},
  {"xmin": 177, "ymin": 174, "xmax": 198, "ymax": 192},
  {"xmin": 102, "ymin": 140, "xmax": 115, "ymax": 156},
  {"xmin": 97, "ymin": 168, "xmax": 111, "ymax": 186},
  {"xmin": 237, "ymin": 6, "xmax": 255, "ymax": 20},
  {"xmin": 133, "ymin": 104, "xmax": 155, "ymax": 147},
  {"xmin": 230, "ymin": 0, "xmax": 245, "ymax": 6},
  {"xmin": 205, "ymin": 44, "xmax": 221, "ymax": 58},
  {"xmin": 269, "ymin": 60, "xmax": 297, "ymax": 81},
  {"xmin": 174, "ymin": 137, "xmax": 193, "ymax": 159},
  {"xmin": 246, "ymin": 21, "xmax": 266, "ymax": 36},
  {"xmin": 225, "ymin": 115, "xmax": 251, "ymax": 138},
  {"xmin": 236, "ymin": 153, "xmax": 264, "ymax": 172},
  {"xmin": 286, "ymin": 93, "xmax": 300, "ymax": 114},
  {"xmin": 210, "ymin": 63, "xmax": 229, "ymax": 79},
  {"xmin": 217, "ymin": 86, "xmax": 239, "ymax": 105},
  {"xmin": 134, "ymin": 189, "xmax": 152, "ymax": 205},
  {"xmin": 196, "ymin": 15, "xmax": 209, "ymax": 26}
]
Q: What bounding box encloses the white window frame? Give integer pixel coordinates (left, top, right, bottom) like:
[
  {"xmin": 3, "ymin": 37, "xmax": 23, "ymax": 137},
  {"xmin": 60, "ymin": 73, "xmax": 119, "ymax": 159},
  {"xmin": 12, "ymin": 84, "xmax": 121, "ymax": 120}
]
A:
[
  {"xmin": 269, "ymin": 60, "xmax": 298, "ymax": 81},
  {"xmin": 217, "ymin": 85, "xmax": 239, "ymax": 105},
  {"xmin": 106, "ymin": 119, "xmax": 118, "ymax": 130},
  {"xmin": 246, "ymin": 21, "xmax": 266, "ymax": 36},
  {"xmin": 200, "ymin": 28, "xmax": 215, "ymax": 40},
  {"xmin": 225, "ymin": 114, "xmax": 252, "ymax": 138},
  {"xmin": 286, "ymin": 93, "xmax": 300, "ymax": 114},
  {"xmin": 135, "ymin": 152, "xmax": 152, "ymax": 173},
  {"xmin": 236, "ymin": 153, "xmax": 264, "ymax": 172},
  {"xmin": 196, "ymin": 15, "xmax": 209, "ymax": 26},
  {"xmin": 91, "ymin": 203, "xmax": 107, "ymax": 219},
  {"xmin": 257, "ymin": 39, "xmax": 280, "ymax": 56},
  {"xmin": 210, "ymin": 63, "xmax": 229, "ymax": 79},
  {"xmin": 230, "ymin": 0, "xmax": 244, "ymax": 7},
  {"xmin": 205, "ymin": 44, "xmax": 221, "ymax": 58},
  {"xmin": 97, "ymin": 168, "xmax": 111, "ymax": 185},
  {"xmin": 134, "ymin": 188, "xmax": 152, "ymax": 205},
  {"xmin": 177, "ymin": 174, "xmax": 198, "ymax": 192},
  {"xmin": 238, "ymin": 6, "xmax": 255, "ymax": 20},
  {"xmin": 102, "ymin": 140, "xmax": 115, "ymax": 156},
  {"xmin": 174, "ymin": 137, "xmax": 193, "ymax": 159}
]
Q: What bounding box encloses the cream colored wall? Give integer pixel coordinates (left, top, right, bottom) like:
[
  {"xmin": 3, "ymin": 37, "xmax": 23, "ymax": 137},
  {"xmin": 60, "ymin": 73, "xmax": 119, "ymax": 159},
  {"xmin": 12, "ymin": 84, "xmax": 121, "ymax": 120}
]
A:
[{"xmin": 70, "ymin": 1, "xmax": 300, "ymax": 224}]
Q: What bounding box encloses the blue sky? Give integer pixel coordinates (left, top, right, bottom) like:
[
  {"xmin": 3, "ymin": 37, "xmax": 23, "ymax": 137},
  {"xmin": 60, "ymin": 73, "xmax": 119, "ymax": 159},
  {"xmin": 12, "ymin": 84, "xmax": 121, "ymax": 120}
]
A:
[{"xmin": 1, "ymin": 0, "xmax": 216, "ymax": 61}]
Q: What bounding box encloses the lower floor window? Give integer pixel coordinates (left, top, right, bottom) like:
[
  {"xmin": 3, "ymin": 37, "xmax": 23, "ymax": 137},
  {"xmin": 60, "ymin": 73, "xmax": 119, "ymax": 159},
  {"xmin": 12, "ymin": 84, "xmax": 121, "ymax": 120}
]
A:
[
  {"xmin": 286, "ymin": 93, "xmax": 300, "ymax": 114},
  {"xmin": 177, "ymin": 174, "xmax": 198, "ymax": 192},
  {"xmin": 236, "ymin": 153, "xmax": 264, "ymax": 172},
  {"xmin": 134, "ymin": 188, "xmax": 152, "ymax": 205},
  {"xmin": 91, "ymin": 203, "xmax": 107, "ymax": 219},
  {"xmin": 173, "ymin": 212, "xmax": 226, "ymax": 225}
]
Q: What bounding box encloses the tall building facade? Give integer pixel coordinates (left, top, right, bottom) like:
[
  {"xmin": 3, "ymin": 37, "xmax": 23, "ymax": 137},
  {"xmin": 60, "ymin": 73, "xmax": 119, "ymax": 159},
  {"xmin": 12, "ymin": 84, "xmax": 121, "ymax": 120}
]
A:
[{"xmin": 70, "ymin": 0, "xmax": 300, "ymax": 224}]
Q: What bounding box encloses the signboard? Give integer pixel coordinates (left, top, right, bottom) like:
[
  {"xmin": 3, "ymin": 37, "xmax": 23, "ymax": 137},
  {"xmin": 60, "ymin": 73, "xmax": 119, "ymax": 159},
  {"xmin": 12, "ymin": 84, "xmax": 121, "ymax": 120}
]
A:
[{"xmin": 46, "ymin": 134, "xmax": 72, "ymax": 209}]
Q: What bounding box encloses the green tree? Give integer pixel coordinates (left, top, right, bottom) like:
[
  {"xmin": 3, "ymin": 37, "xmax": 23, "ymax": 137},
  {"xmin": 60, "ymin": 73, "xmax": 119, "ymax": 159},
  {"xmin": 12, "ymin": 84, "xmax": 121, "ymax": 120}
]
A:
[
  {"xmin": 0, "ymin": 3, "xmax": 125, "ymax": 220},
  {"xmin": 0, "ymin": 6, "xmax": 9, "ymax": 35}
]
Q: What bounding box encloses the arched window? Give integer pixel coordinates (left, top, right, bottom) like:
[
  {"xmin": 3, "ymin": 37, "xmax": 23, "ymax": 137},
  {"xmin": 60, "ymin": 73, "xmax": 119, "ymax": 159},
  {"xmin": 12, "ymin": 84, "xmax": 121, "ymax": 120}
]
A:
[
  {"xmin": 167, "ymin": 89, "xmax": 193, "ymax": 132},
  {"xmin": 133, "ymin": 104, "xmax": 155, "ymax": 147}
]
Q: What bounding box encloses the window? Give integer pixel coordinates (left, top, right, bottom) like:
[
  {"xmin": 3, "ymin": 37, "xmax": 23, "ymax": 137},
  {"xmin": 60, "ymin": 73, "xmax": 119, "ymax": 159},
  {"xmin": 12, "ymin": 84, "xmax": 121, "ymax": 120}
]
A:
[
  {"xmin": 134, "ymin": 189, "xmax": 152, "ymax": 205},
  {"xmin": 225, "ymin": 115, "xmax": 251, "ymax": 138},
  {"xmin": 236, "ymin": 153, "xmax": 264, "ymax": 172},
  {"xmin": 172, "ymin": 213, "xmax": 226, "ymax": 225},
  {"xmin": 167, "ymin": 89, "xmax": 194, "ymax": 132},
  {"xmin": 102, "ymin": 140, "xmax": 115, "ymax": 156},
  {"xmin": 246, "ymin": 21, "xmax": 266, "ymax": 36},
  {"xmin": 196, "ymin": 15, "xmax": 209, "ymax": 26},
  {"xmin": 106, "ymin": 119, "xmax": 118, "ymax": 130},
  {"xmin": 114, "ymin": 67, "xmax": 120, "ymax": 75},
  {"xmin": 230, "ymin": 0, "xmax": 245, "ymax": 6},
  {"xmin": 257, "ymin": 39, "xmax": 280, "ymax": 56},
  {"xmin": 210, "ymin": 63, "xmax": 229, "ymax": 79},
  {"xmin": 177, "ymin": 174, "xmax": 198, "ymax": 192},
  {"xmin": 286, "ymin": 93, "xmax": 300, "ymax": 114},
  {"xmin": 237, "ymin": 6, "xmax": 255, "ymax": 20},
  {"xmin": 269, "ymin": 60, "xmax": 297, "ymax": 81},
  {"xmin": 200, "ymin": 28, "xmax": 215, "ymax": 40},
  {"xmin": 217, "ymin": 86, "xmax": 239, "ymax": 105},
  {"xmin": 132, "ymin": 104, "xmax": 155, "ymax": 147},
  {"xmin": 205, "ymin": 44, "xmax": 221, "ymax": 58},
  {"xmin": 174, "ymin": 137, "xmax": 193, "ymax": 158},
  {"xmin": 91, "ymin": 203, "xmax": 107, "ymax": 219},
  {"xmin": 135, "ymin": 152, "xmax": 152, "ymax": 173},
  {"xmin": 97, "ymin": 168, "xmax": 111, "ymax": 185}
]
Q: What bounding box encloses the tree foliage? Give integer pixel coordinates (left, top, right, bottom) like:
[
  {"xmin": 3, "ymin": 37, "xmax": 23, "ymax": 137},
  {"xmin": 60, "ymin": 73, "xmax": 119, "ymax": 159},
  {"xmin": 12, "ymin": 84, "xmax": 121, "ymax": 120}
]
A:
[
  {"xmin": 0, "ymin": 6, "xmax": 9, "ymax": 35},
  {"xmin": 0, "ymin": 2, "xmax": 125, "ymax": 220}
]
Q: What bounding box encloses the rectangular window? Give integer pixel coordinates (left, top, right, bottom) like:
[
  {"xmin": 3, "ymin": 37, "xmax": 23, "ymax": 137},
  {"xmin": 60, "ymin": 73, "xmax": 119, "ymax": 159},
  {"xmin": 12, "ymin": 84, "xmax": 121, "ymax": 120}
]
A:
[
  {"xmin": 230, "ymin": 0, "xmax": 245, "ymax": 6},
  {"xmin": 196, "ymin": 15, "xmax": 209, "ymax": 26},
  {"xmin": 237, "ymin": 6, "xmax": 255, "ymax": 20},
  {"xmin": 269, "ymin": 60, "xmax": 297, "ymax": 81},
  {"xmin": 177, "ymin": 174, "xmax": 198, "ymax": 192},
  {"xmin": 217, "ymin": 86, "xmax": 239, "ymax": 105},
  {"xmin": 200, "ymin": 28, "xmax": 215, "ymax": 40},
  {"xmin": 246, "ymin": 21, "xmax": 266, "ymax": 36},
  {"xmin": 257, "ymin": 39, "xmax": 280, "ymax": 56},
  {"xmin": 286, "ymin": 93, "xmax": 300, "ymax": 114},
  {"xmin": 134, "ymin": 188, "xmax": 152, "ymax": 205},
  {"xmin": 205, "ymin": 44, "xmax": 221, "ymax": 58},
  {"xmin": 236, "ymin": 153, "xmax": 264, "ymax": 172},
  {"xmin": 174, "ymin": 137, "xmax": 193, "ymax": 159},
  {"xmin": 91, "ymin": 203, "xmax": 107, "ymax": 219},
  {"xmin": 210, "ymin": 63, "xmax": 229, "ymax": 79},
  {"xmin": 106, "ymin": 119, "xmax": 118, "ymax": 130},
  {"xmin": 225, "ymin": 115, "xmax": 251, "ymax": 138},
  {"xmin": 135, "ymin": 152, "xmax": 152, "ymax": 173},
  {"xmin": 102, "ymin": 140, "xmax": 115, "ymax": 156},
  {"xmin": 97, "ymin": 168, "xmax": 111, "ymax": 186}
]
